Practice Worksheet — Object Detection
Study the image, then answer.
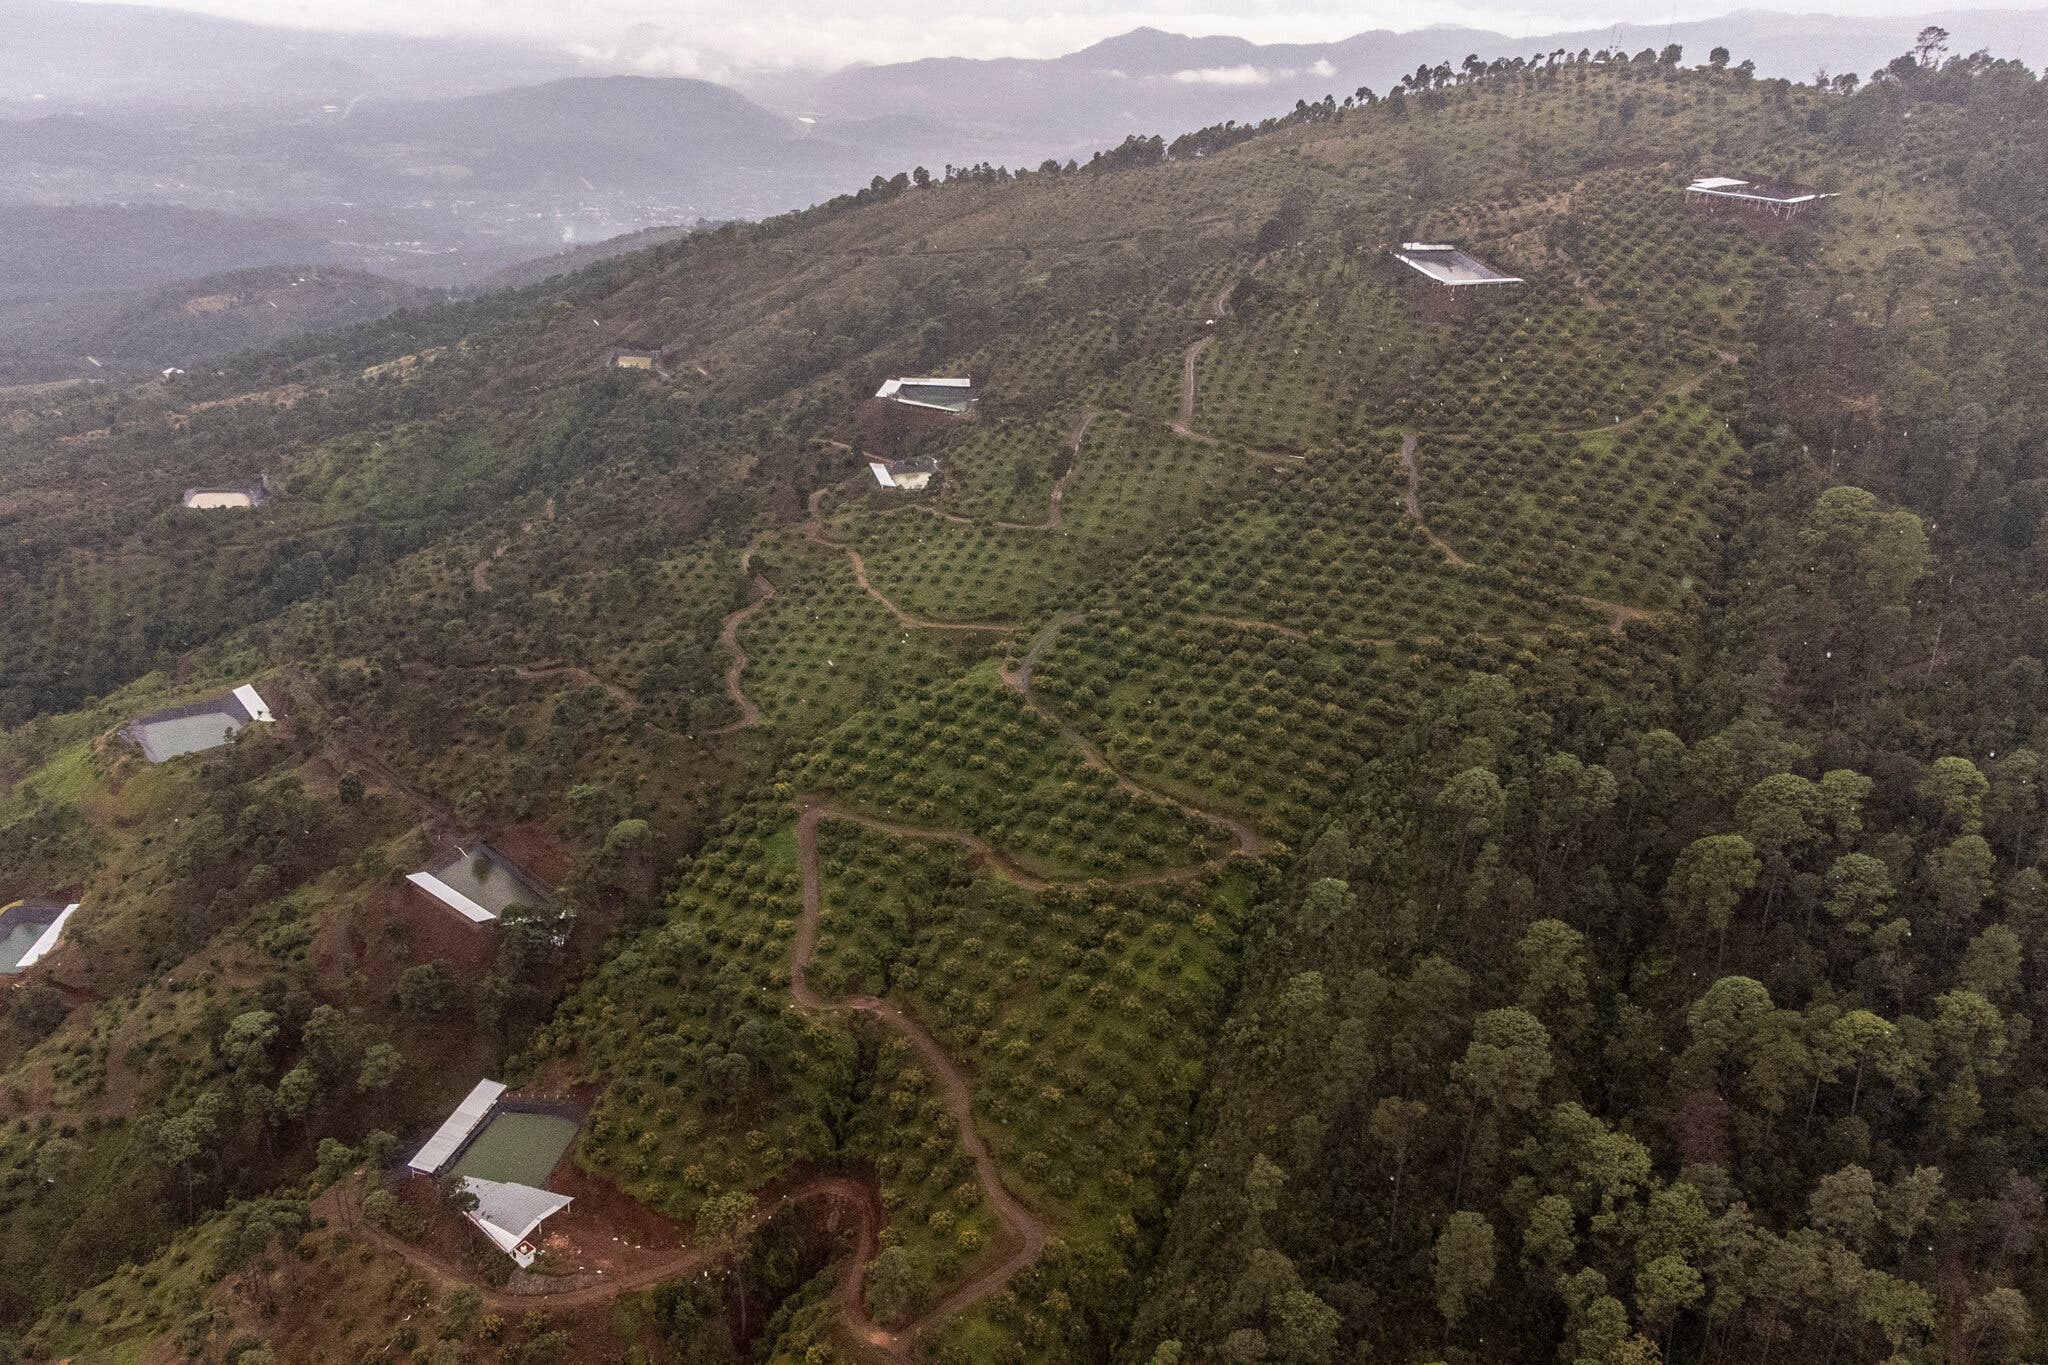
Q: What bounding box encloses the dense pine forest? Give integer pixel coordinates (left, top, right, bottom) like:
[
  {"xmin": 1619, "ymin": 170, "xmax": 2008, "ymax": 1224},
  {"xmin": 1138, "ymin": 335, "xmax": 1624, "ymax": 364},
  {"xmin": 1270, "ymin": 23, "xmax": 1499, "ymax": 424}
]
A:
[{"xmin": 3, "ymin": 32, "xmax": 2046, "ymax": 1365}]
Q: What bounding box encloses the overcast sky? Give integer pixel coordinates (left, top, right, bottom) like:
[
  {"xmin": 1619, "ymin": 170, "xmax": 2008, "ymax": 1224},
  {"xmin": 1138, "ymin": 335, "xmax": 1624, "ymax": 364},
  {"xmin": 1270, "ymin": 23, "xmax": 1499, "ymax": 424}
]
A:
[{"xmin": 72, "ymin": 0, "xmax": 2043, "ymax": 76}]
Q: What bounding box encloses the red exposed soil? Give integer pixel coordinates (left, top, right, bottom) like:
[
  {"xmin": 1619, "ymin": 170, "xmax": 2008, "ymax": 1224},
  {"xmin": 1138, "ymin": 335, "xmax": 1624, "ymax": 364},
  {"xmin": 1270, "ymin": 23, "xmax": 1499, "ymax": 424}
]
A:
[
  {"xmin": 382, "ymin": 882, "xmax": 496, "ymax": 976},
  {"xmin": 489, "ymin": 823, "xmax": 575, "ymax": 888},
  {"xmin": 335, "ymin": 1171, "xmax": 878, "ymax": 1316}
]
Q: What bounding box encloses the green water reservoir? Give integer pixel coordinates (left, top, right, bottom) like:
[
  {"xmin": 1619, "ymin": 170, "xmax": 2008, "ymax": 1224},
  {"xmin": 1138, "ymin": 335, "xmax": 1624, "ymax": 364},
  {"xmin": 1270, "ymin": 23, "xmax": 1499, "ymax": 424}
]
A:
[{"xmin": 450, "ymin": 1110, "xmax": 579, "ymax": 1188}]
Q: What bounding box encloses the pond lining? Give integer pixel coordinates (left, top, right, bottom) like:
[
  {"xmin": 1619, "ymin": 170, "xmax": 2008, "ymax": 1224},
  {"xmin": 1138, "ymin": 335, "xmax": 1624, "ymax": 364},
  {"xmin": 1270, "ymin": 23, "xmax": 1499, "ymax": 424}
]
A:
[
  {"xmin": 447, "ymin": 1104, "xmax": 582, "ymax": 1188},
  {"xmin": 0, "ymin": 899, "xmax": 78, "ymax": 974},
  {"xmin": 125, "ymin": 684, "xmax": 274, "ymax": 762}
]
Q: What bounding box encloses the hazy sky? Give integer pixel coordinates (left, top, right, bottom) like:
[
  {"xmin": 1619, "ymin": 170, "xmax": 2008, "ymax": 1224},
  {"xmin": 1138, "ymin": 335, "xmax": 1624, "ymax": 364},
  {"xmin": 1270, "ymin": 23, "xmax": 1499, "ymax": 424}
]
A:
[{"xmin": 73, "ymin": 0, "xmax": 2042, "ymax": 76}]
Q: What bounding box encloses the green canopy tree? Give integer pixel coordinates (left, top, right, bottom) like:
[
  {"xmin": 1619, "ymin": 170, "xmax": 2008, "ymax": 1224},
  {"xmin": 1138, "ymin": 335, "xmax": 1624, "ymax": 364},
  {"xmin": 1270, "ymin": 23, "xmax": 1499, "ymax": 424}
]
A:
[
  {"xmin": 1518, "ymin": 918, "xmax": 1592, "ymax": 1045},
  {"xmin": 1664, "ymin": 834, "xmax": 1760, "ymax": 958},
  {"xmin": 1823, "ymin": 853, "xmax": 1893, "ymax": 934},
  {"xmin": 1920, "ymin": 756, "xmax": 1990, "ymax": 834},
  {"xmin": 1794, "ymin": 485, "xmax": 1929, "ymax": 692},
  {"xmin": 1434, "ymin": 1211, "xmax": 1498, "ymax": 1339}
]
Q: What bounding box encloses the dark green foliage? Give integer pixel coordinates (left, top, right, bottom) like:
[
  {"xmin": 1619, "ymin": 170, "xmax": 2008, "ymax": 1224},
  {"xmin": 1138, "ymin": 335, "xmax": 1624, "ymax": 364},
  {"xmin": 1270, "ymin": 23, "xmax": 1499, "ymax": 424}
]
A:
[
  {"xmin": 6, "ymin": 37, "xmax": 2047, "ymax": 1365},
  {"xmin": 5, "ymin": 988, "xmax": 66, "ymax": 1044}
]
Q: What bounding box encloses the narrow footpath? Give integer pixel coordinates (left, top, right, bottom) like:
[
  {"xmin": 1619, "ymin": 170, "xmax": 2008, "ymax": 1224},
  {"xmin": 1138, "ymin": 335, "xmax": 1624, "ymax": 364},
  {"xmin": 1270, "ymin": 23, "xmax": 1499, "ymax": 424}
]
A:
[
  {"xmin": 706, "ymin": 571, "xmax": 776, "ymax": 735},
  {"xmin": 1002, "ymin": 613, "xmax": 1263, "ymax": 857},
  {"xmin": 913, "ymin": 406, "xmax": 1097, "ymax": 531},
  {"xmin": 801, "ymin": 487, "xmax": 1012, "ymax": 634},
  {"xmin": 792, "ymin": 802, "xmax": 1054, "ymax": 1359},
  {"xmin": 1399, "ymin": 431, "xmax": 1656, "ymax": 635}
]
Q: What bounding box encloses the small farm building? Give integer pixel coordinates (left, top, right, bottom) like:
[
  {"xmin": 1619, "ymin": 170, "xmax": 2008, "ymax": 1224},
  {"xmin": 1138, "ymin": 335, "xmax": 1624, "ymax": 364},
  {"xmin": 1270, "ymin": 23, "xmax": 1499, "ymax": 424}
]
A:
[
  {"xmin": 1390, "ymin": 244, "xmax": 1523, "ymax": 318},
  {"xmin": 407, "ymin": 1079, "xmax": 580, "ymax": 1268},
  {"xmin": 610, "ymin": 348, "xmax": 660, "ymax": 370},
  {"xmin": 125, "ymin": 683, "xmax": 275, "ymax": 762},
  {"xmin": 461, "ymin": 1179, "xmax": 575, "ymax": 1267},
  {"xmin": 409, "ymin": 1079, "xmax": 509, "ymax": 1175},
  {"xmin": 875, "ymin": 377, "xmax": 976, "ymax": 413},
  {"xmin": 407, "ymin": 843, "xmax": 553, "ymax": 926},
  {"xmin": 1, "ymin": 899, "xmax": 80, "ymax": 975},
  {"xmin": 1391, "ymin": 243, "xmax": 1524, "ymax": 290},
  {"xmin": 181, "ymin": 475, "xmax": 270, "ymax": 510},
  {"xmin": 1684, "ymin": 176, "xmax": 1836, "ymax": 219},
  {"xmin": 868, "ymin": 456, "xmax": 940, "ymax": 491}
]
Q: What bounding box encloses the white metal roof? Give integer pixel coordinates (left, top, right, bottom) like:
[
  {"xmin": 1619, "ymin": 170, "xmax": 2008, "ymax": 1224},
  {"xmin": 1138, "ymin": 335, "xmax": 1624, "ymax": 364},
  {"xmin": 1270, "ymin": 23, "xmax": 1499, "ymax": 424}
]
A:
[
  {"xmin": 875, "ymin": 377, "xmax": 976, "ymax": 411},
  {"xmin": 408, "ymin": 1079, "xmax": 507, "ymax": 1173},
  {"xmin": 1686, "ymin": 177, "xmax": 1834, "ymax": 205},
  {"xmin": 233, "ymin": 684, "xmax": 274, "ymax": 723},
  {"xmin": 1392, "ymin": 245, "xmax": 1524, "ymax": 287},
  {"xmin": 869, "ymin": 461, "xmax": 898, "ymax": 488},
  {"xmin": 462, "ymin": 1178, "xmax": 573, "ymax": 1268},
  {"xmin": 875, "ymin": 377, "xmax": 971, "ymax": 397},
  {"xmin": 407, "ymin": 872, "xmax": 497, "ymax": 923},
  {"xmin": 16, "ymin": 903, "xmax": 80, "ymax": 970}
]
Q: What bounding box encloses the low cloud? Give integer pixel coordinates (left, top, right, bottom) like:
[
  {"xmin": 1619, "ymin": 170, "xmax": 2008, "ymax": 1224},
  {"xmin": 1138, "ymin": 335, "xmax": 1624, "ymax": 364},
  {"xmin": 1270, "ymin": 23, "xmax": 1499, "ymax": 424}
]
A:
[
  {"xmin": 1167, "ymin": 56, "xmax": 1339, "ymax": 86},
  {"xmin": 1169, "ymin": 63, "xmax": 1276, "ymax": 84},
  {"xmin": 566, "ymin": 40, "xmax": 728, "ymax": 81}
]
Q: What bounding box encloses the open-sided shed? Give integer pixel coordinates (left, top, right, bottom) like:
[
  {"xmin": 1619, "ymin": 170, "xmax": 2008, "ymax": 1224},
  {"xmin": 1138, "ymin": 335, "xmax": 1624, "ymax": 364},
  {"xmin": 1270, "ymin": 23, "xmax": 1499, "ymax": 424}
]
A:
[
  {"xmin": 406, "ymin": 842, "xmax": 553, "ymax": 927},
  {"xmin": 1390, "ymin": 243, "xmax": 1523, "ymax": 318},
  {"xmin": 875, "ymin": 377, "xmax": 976, "ymax": 413},
  {"xmin": 1685, "ymin": 175, "xmax": 1837, "ymax": 220}
]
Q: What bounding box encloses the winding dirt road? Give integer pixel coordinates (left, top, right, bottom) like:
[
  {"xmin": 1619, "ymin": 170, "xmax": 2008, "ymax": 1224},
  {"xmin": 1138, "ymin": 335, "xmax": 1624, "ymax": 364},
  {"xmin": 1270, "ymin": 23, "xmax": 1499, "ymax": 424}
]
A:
[
  {"xmin": 1163, "ymin": 260, "xmax": 1305, "ymax": 470},
  {"xmin": 912, "ymin": 407, "xmax": 1097, "ymax": 532},
  {"xmin": 759, "ymin": 613, "xmax": 1272, "ymax": 1351},
  {"xmin": 1033, "ymin": 408, "xmax": 1097, "ymax": 531},
  {"xmin": 801, "ymin": 487, "xmax": 1012, "ymax": 634},
  {"xmin": 335, "ymin": 1174, "xmax": 879, "ymax": 1315},
  {"xmin": 1399, "ymin": 432, "xmax": 1654, "ymax": 635},
  {"xmin": 705, "ymin": 573, "xmax": 777, "ymax": 735},
  {"xmin": 1399, "ymin": 431, "xmax": 1473, "ymax": 568},
  {"xmin": 1167, "ymin": 336, "xmax": 1218, "ymax": 444},
  {"xmin": 793, "ymin": 802, "xmax": 1054, "ymax": 1359},
  {"xmin": 507, "ymin": 664, "xmax": 640, "ymax": 710},
  {"xmin": 786, "ymin": 748, "xmax": 1268, "ymax": 1349},
  {"xmin": 1003, "ymin": 613, "xmax": 1263, "ymax": 858}
]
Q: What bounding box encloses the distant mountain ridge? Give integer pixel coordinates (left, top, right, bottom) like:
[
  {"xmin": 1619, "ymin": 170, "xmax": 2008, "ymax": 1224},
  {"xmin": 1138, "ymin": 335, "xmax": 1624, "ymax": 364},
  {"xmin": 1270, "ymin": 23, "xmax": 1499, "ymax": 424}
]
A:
[
  {"xmin": 0, "ymin": 203, "xmax": 342, "ymax": 306},
  {"xmin": 0, "ymin": 75, "xmax": 872, "ymax": 302},
  {"xmin": 1, "ymin": 1, "xmax": 2041, "ymax": 378},
  {"xmin": 748, "ymin": 8, "xmax": 2048, "ymax": 162},
  {"xmin": 0, "ymin": 0, "xmax": 580, "ymax": 103}
]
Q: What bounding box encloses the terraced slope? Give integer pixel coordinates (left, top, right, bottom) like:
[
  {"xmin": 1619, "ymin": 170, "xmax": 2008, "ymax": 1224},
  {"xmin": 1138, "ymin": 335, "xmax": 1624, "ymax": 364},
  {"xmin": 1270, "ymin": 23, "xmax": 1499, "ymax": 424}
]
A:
[{"xmin": 8, "ymin": 48, "xmax": 2036, "ymax": 1365}]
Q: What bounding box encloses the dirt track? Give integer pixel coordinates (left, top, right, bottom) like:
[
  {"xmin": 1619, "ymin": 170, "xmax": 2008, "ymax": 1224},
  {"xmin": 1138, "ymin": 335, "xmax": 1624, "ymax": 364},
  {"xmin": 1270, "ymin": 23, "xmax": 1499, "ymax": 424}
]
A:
[
  {"xmin": 1163, "ymin": 261, "xmax": 1304, "ymax": 469},
  {"xmin": 801, "ymin": 487, "xmax": 1012, "ymax": 634},
  {"xmin": 793, "ymin": 802, "xmax": 1055, "ymax": 1358},
  {"xmin": 1002, "ymin": 614, "xmax": 1263, "ymax": 858},
  {"xmin": 334, "ymin": 1175, "xmax": 878, "ymax": 1314},
  {"xmin": 1168, "ymin": 336, "xmax": 1217, "ymax": 443},
  {"xmin": 1400, "ymin": 431, "xmax": 1657, "ymax": 636},
  {"xmin": 705, "ymin": 574, "xmax": 777, "ymax": 734},
  {"xmin": 1399, "ymin": 432, "xmax": 1473, "ymax": 568},
  {"xmin": 765, "ymin": 612, "xmax": 1275, "ymax": 1350}
]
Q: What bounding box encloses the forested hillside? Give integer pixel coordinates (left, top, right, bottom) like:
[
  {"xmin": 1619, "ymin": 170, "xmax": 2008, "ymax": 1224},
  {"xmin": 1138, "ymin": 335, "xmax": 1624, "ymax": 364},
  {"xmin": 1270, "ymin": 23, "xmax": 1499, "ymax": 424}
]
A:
[
  {"xmin": 0, "ymin": 266, "xmax": 425, "ymax": 384},
  {"xmin": 3, "ymin": 35, "xmax": 2046, "ymax": 1365}
]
